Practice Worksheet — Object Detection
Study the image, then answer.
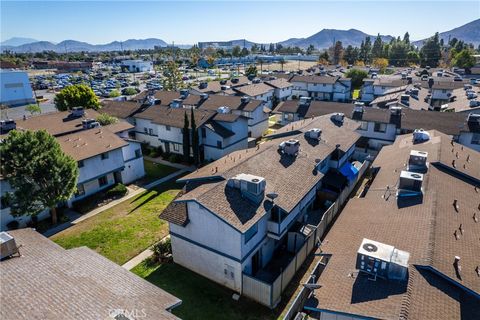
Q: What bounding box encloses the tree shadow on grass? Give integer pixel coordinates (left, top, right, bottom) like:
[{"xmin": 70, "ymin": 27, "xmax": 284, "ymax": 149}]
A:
[{"xmin": 128, "ymin": 192, "xmax": 159, "ymax": 214}]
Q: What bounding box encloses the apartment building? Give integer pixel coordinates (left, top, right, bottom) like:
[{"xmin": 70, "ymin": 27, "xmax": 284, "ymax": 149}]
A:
[
  {"xmin": 290, "ymin": 75, "xmax": 352, "ymax": 102},
  {"xmin": 297, "ymin": 130, "xmax": 480, "ymax": 320},
  {"xmin": 161, "ymin": 115, "xmax": 366, "ymax": 306}
]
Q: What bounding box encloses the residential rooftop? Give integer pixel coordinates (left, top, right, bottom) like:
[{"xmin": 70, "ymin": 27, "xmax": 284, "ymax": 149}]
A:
[
  {"xmin": 162, "ymin": 115, "xmax": 360, "ymax": 232},
  {"xmin": 197, "ymin": 94, "xmax": 263, "ymax": 112},
  {"xmin": 134, "ymin": 105, "xmax": 215, "ymax": 129},
  {"xmin": 307, "ymin": 131, "xmax": 480, "ymax": 319},
  {"xmin": 0, "ymin": 228, "xmax": 181, "ymax": 320},
  {"xmin": 233, "ymin": 82, "xmax": 274, "ymax": 97}
]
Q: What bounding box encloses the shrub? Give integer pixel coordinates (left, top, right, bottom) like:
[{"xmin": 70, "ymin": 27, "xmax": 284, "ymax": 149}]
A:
[
  {"xmin": 6, "ymin": 220, "xmax": 19, "ymax": 230},
  {"xmin": 168, "ymin": 153, "xmax": 181, "ymax": 163},
  {"xmin": 141, "ymin": 144, "xmax": 151, "ymax": 156},
  {"xmin": 152, "ymin": 237, "xmax": 172, "ymax": 263},
  {"xmin": 96, "ymin": 113, "xmax": 118, "ymax": 126},
  {"xmin": 123, "ymin": 87, "xmax": 138, "ymax": 96},
  {"xmin": 109, "ymin": 89, "xmax": 121, "ymax": 98},
  {"xmin": 106, "ymin": 183, "xmax": 128, "ymax": 198}
]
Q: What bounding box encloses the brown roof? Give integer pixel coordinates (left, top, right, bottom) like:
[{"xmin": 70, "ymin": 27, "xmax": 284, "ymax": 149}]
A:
[
  {"xmin": 194, "ymin": 76, "xmax": 250, "ymax": 94},
  {"xmin": 135, "ymin": 105, "xmax": 215, "ymax": 129},
  {"xmin": 290, "ymin": 75, "xmax": 339, "ymax": 84},
  {"xmin": 57, "ymin": 127, "xmax": 127, "ymax": 161},
  {"xmin": 198, "ymin": 94, "xmax": 263, "ymax": 112},
  {"xmin": 233, "ymin": 83, "xmax": 274, "ymax": 97},
  {"xmin": 0, "ymin": 228, "xmax": 181, "ymax": 320},
  {"xmin": 104, "ymin": 121, "xmax": 134, "ymax": 133},
  {"xmin": 17, "ymin": 109, "xmax": 102, "ymax": 136},
  {"xmin": 308, "ymin": 131, "xmax": 480, "ymax": 319},
  {"xmin": 213, "ymin": 113, "xmax": 243, "ymax": 123},
  {"xmin": 288, "ymin": 101, "xmax": 472, "ymax": 136},
  {"xmin": 265, "ymin": 78, "xmax": 293, "ymax": 89},
  {"xmin": 166, "ymin": 115, "xmax": 360, "ymax": 232},
  {"xmin": 101, "ymin": 100, "xmax": 142, "ymax": 118},
  {"xmin": 135, "ymin": 90, "xmax": 181, "ymax": 104}
]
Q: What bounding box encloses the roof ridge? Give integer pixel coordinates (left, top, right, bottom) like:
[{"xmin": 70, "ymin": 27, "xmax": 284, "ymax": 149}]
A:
[{"xmin": 399, "ymin": 266, "xmax": 418, "ymax": 320}]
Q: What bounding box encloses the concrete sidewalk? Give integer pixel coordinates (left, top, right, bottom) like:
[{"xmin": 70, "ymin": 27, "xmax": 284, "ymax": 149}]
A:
[
  {"xmin": 144, "ymin": 156, "xmax": 196, "ymax": 172},
  {"xmin": 122, "ymin": 248, "xmax": 154, "ymax": 270}
]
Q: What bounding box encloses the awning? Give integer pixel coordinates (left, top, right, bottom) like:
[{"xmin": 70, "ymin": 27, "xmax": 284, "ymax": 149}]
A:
[{"xmin": 339, "ymin": 162, "xmax": 359, "ymax": 182}]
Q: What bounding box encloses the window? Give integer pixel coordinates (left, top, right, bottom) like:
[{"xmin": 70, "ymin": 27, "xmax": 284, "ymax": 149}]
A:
[
  {"xmin": 360, "ymin": 121, "xmax": 368, "ymax": 131},
  {"xmin": 442, "ymin": 89, "xmax": 447, "ymax": 93},
  {"xmin": 144, "ymin": 127, "xmax": 148, "ymax": 134},
  {"xmin": 98, "ymin": 176, "xmax": 108, "ymax": 187},
  {"xmin": 135, "ymin": 149, "xmax": 141, "ymax": 158},
  {"xmin": 75, "ymin": 184, "xmax": 85, "ymax": 197},
  {"xmin": 217, "ymin": 140, "xmax": 222, "ymax": 148},
  {"xmin": 244, "ymin": 224, "xmax": 258, "ymax": 244},
  {"xmin": 471, "ymin": 133, "xmax": 480, "ymax": 145},
  {"xmin": 201, "ymin": 128, "xmax": 206, "ymax": 138},
  {"xmin": 374, "ymin": 122, "xmax": 387, "ymax": 133},
  {"xmin": 173, "ymin": 143, "xmax": 179, "ymax": 152},
  {"xmin": 323, "ymin": 84, "xmax": 326, "ymax": 87},
  {"xmin": 166, "ymin": 125, "xmax": 171, "ymax": 131},
  {"xmin": 149, "ymin": 128, "xmax": 153, "ymax": 135},
  {"xmin": 78, "ymin": 160, "xmax": 84, "ymax": 168},
  {"xmin": 101, "ymin": 152, "xmax": 109, "ymax": 160}
]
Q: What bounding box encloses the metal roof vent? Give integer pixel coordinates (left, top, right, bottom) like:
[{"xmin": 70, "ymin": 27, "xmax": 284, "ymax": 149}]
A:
[
  {"xmin": 217, "ymin": 106, "xmax": 230, "ymax": 114},
  {"xmin": 356, "ymin": 238, "xmax": 410, "ymax": 281},
  {"xmin": 0, "ymin": 232, "xmax": 19, "ymax": 260},
  {"xmin": 170, "ymin": 99, "xmax": 183, "ymax": 108},
  {"xmin": 305, "ymin": 128, "xmax": 322, "ymax": 140},
  {"xmin": 241, "ymin": 96, "xmax": 251, "ymax": 104},
  {"xmin": 408, "ymin": 150, "xmax": 428, "ymax": 173},
  {"xmin": 413, "ymin": 129, "xmax": 430, "ymax": 143},
  {"xmin": 227, "ymin": 173, "xmax": 266, "ymax": 204},
  {"xmin": 278, "ymin": 139, "xmax": 300, "ymax": 156}
]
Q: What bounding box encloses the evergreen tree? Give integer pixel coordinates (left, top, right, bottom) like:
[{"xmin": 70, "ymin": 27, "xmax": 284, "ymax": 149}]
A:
[
  {"xmin": 372, "ymin": 34, "xmax": 384, "ymax": 59},
  {"xmin": 190, "ymin": 108, "xmax": 199, "ymax": 165},
  {"xmin": 0, "ymin": 130, "xmax": 79, "ymax": 224},
  {"xmin": 333, "ymin": 41, "xmax": 344, "ymax": 64},
  {"xmin": 344, "ymin": 45, "xmax": 356, "ymax": 64},
  {"xmin": 420, "ymin": 32, "xmax": 442, "ymax": 67},
  {"xmin": 182, "ymin": 111, "xmax": 190, "ymax": 162},
  {"xmin": 403, "ymin": 32, "xmax": 410, "ymax": 45}
]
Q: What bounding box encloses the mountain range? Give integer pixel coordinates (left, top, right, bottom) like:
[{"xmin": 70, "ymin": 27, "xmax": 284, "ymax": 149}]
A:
[{"xmin": 1, "ymin": 19, "xmax": 479, "ymax": 53}]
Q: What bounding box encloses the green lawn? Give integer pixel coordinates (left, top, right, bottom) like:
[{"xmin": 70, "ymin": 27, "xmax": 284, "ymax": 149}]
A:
[
  {"xmin": 51, "ymin": 180, "xmax": 182, "ymax": 265},
  {"xmin": 143, "ymin": 160, "xmax": 179, "ymax": 182},
  {"xmin": 132, "ymin": 262, "xmax": 276, "ymax": 320}
]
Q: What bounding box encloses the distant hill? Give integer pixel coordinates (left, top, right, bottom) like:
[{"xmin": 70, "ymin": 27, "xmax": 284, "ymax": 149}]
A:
[
  {"xmin": 0, "ymin": 37, "xmax": 38, "ymax": 47},
  {"xmin": 279, "ymin": 29, "xmax": 393, "ymax": 49},
  {"xmin": 413, "ymin": 19, "xmax": 480, "ymax": 47},
  {"xmin": 2, "ymin": 38, "xmax": 168, "ymax": 53}
]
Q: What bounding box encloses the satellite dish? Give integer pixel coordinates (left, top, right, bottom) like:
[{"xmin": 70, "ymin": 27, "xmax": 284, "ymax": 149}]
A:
[
  {"xmin": 266, "ymin": 193, "xmax": 278, "ymax": 201},
  {"xmin": 303, "ymin": 283, "xmax": 322, "ymax": 290}
]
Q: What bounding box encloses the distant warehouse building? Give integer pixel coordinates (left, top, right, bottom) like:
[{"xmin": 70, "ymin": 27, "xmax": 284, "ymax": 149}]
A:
[
  {"xmin": 0, "ymin": 70, "xmax": 35, "ymax": 107},
  {"xmin": 121, "ymin": 60, "xmax": 153, "ymax": 73}
]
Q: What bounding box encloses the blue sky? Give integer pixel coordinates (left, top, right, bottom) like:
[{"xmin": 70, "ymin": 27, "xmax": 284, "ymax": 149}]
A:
[{"xmin": 1, "ymin": 1, "xmax": 479, "ymax": 44}]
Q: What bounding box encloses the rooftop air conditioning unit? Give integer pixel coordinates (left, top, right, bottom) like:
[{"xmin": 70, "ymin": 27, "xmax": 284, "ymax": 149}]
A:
[
  {"xmin": 180, "ymin": 89, "xmax": 189, "ymax": 99},
  {"xmin": 467, "ymin": 113, "xmax": 480, "ymax": 124},
  {"xmin": 353, "ymin": 102, "xmax": 365, "ymax": 113},
  {"xmin": 219, "ymin": 79, "xmax": 227, "ymax": 85},
  {"xmin": 227, "ymin": 173, "xmax": 266, "ymax": 204},
  {"xmin": 410, "ymin": 88, "xmax": 419, "ymax": 96},
  {"xmin": 200, "ymin": 93, "xmax": 209, "ymax": 101},
  {"xmin": 217, "ymin": 106, "xmax": 230, "ymax": 114},
  {"xmin": 252, "ymin": 78, "xmax": 261, "ymax": 84},
  {"xmin": 299, "ymin": 96, "xmax": 312, "ymax": 106},
  {"xmin": 356, "ymin": 238, "xmax": 410, "ymax": 281},
  {"xmin": 390, "ymin": 106, "xmax": 402, "ymax": 115},
  {"xmin": 241, "ymin": 96, "xmax": 251, "ymax": 104},
  {"xmin": 170, "ymin": 99, "xmax": 183, "ymax": 108},
  {"xmin": 0, "ymin": 232, "xmax": 18, "ymax": 260},
  {"xmin": 408, "ymin": 150, "xmax": 428, "ymax": 172},
  {"xmin": 331, "ymin": 113, "xmax": 345, "ymax": 123},
  {"xmin": 398, "ymin": 170, "xmax": 423, "ymax": 195},
  {"xmin": 82, "ymin": 119, "xmax": 101, "ymax": 129},
  {"xmin": 469, "ymin": 100, "xmax": 479, "ymax": 107},
  {"xmin": 0, "ymin": 119, "xmax": 16, "ymax": 134},
  {"xmin": 279, "ymin": 139, "xmax": 300, "ymax": 156},
  {"xmin": 305, "ymin": 128, "xmax": 322, "ymax": 140},
  {"xmin": 70, "ymin": 107, "xmax": 85, "ymax": 118},
  {"xmin": 199, "ymin": 82, "xmax": 208, "ymax": 89},
  {"xmin": 413, "ymin": 129, "xmax": 430, "ymax": 142},
  {"xmin": 221, "ymin": 85, "xmax": 231, "ymax": 91}
]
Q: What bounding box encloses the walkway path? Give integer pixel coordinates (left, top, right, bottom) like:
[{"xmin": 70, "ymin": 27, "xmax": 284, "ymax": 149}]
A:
[
  {"xmin": 72, "ymin": 169, "xmax": 188, "ymax": 224},
  {"xmin": 144, "ymin": 156, "xmax": 196, "ymax": 171},
  {"xmin": 122, "ymin": 235, "xmax": 171, "ymax": 270}
]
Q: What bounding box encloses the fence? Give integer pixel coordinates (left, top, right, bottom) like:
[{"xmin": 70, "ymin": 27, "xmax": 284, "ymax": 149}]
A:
[{"xmin": 242, "ymin": 160, "xmax": 370, "ymax": 308}]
